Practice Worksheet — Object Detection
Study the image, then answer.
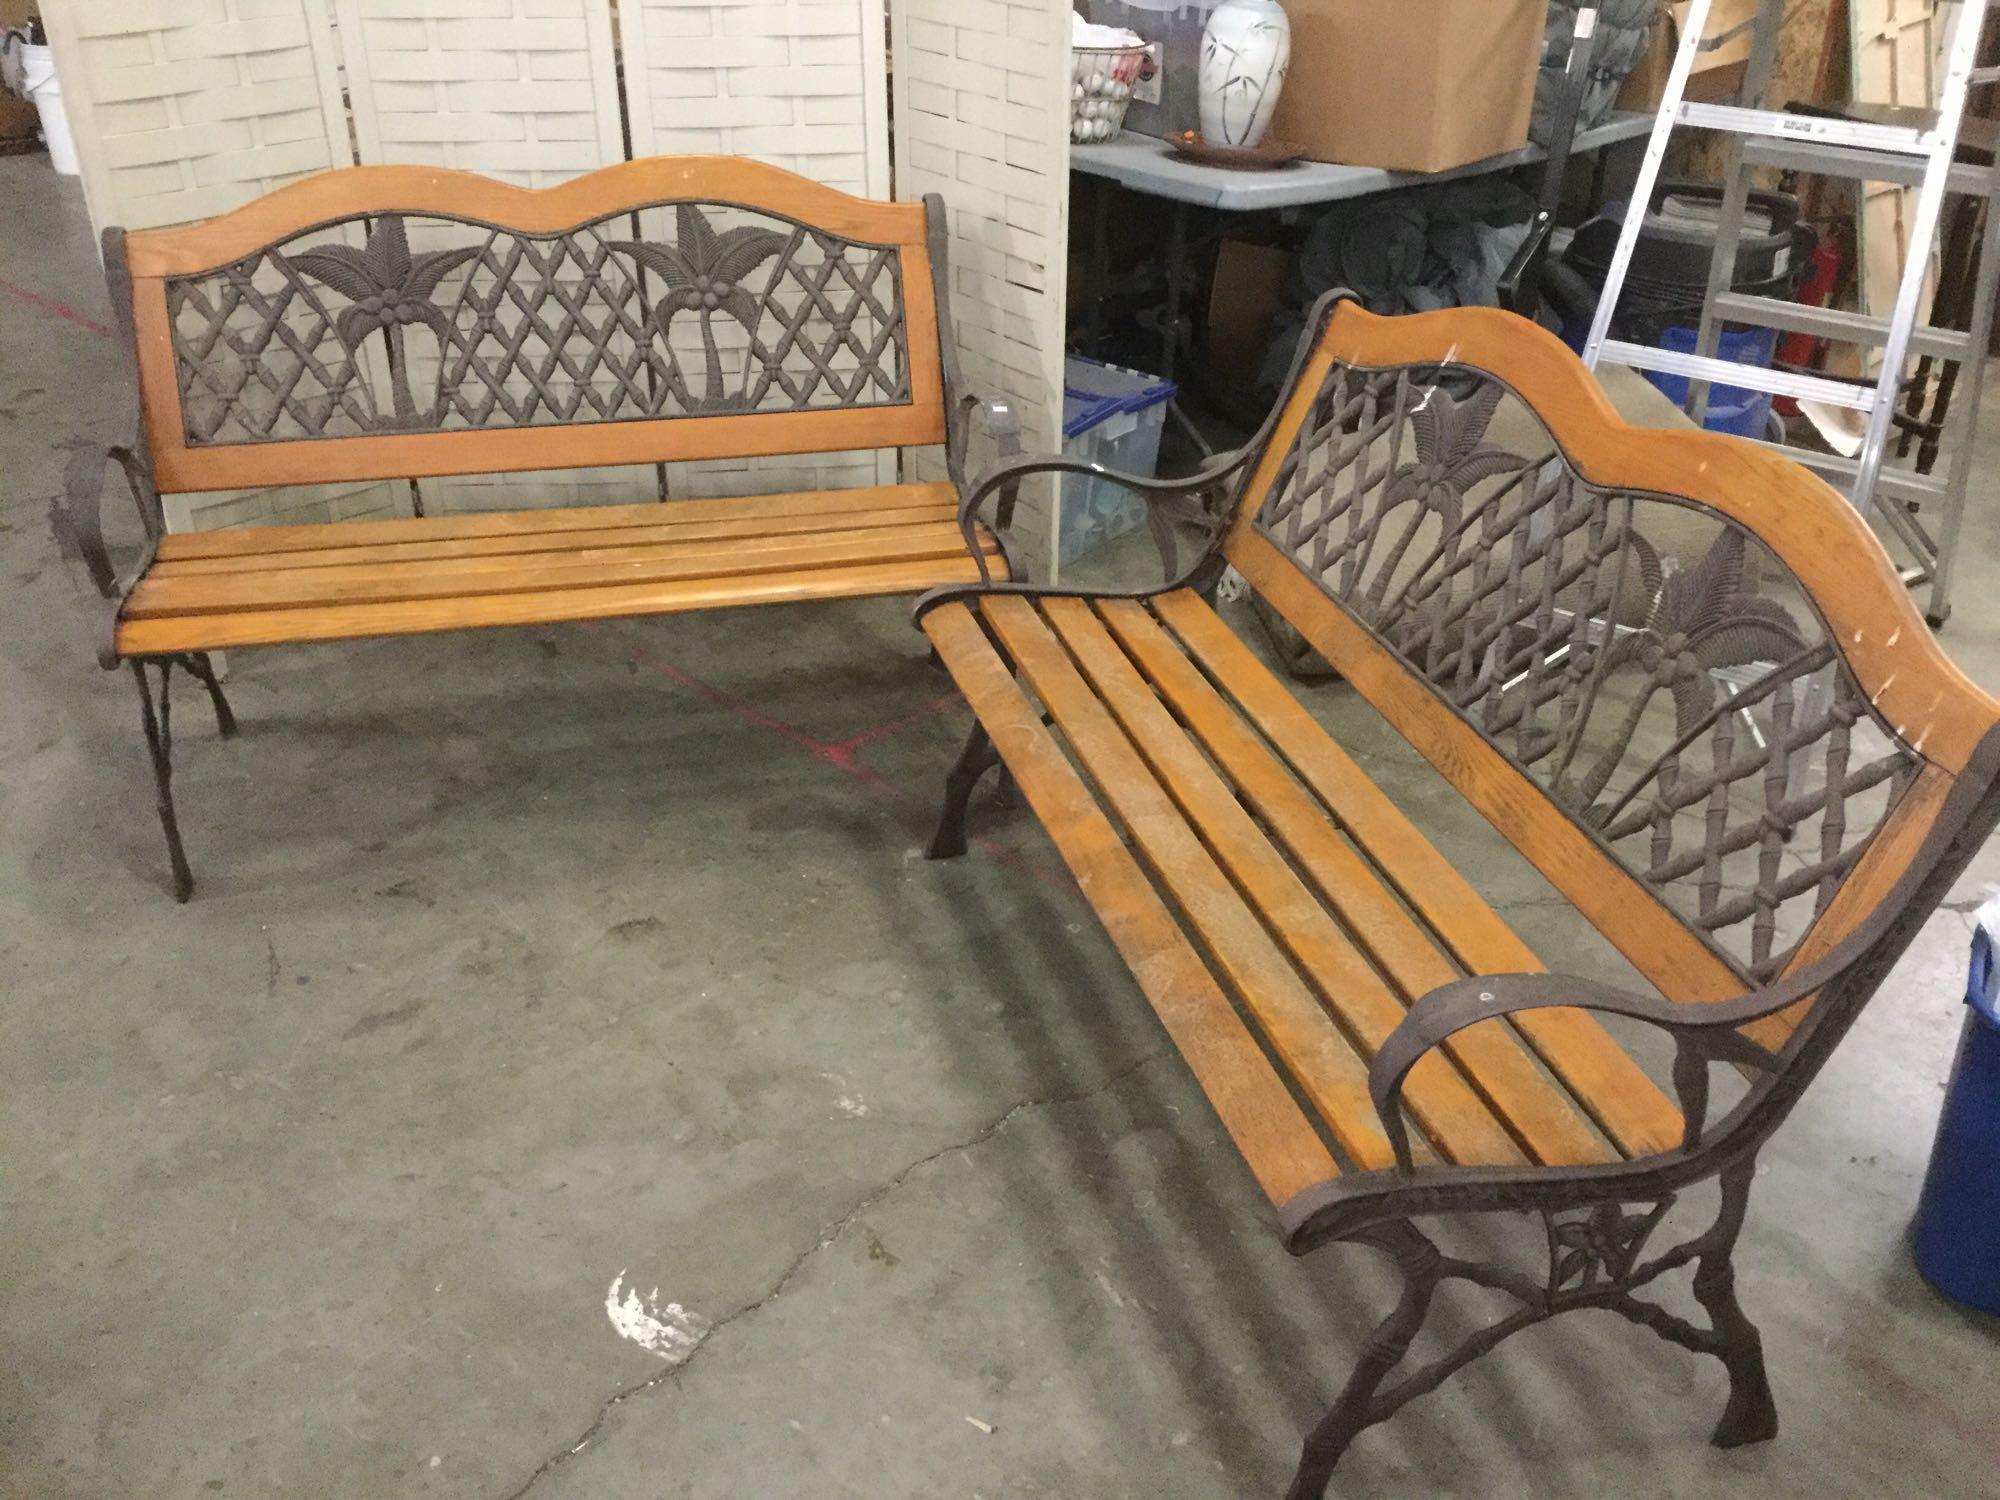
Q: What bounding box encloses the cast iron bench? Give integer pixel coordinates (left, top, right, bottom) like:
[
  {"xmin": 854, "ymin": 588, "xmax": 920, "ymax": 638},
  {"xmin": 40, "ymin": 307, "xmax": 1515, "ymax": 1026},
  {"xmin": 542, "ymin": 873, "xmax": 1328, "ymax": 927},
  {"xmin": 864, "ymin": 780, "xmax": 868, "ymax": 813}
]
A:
[
  {"xmin": 919, "ymin": 297, "xmax": 2000, "ymax": 1496},
  {"xmin": 54, "ymin": 157, "xmax": 1014, "ymax": 901}
]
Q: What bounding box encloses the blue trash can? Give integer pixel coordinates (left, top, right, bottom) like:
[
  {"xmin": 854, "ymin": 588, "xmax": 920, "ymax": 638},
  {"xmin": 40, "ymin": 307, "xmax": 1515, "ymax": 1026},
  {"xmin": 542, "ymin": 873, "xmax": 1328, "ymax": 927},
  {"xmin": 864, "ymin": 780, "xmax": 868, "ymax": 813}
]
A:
[
  {"xmin": 1642, "ymin": 326, "xmax": 1782, "ymax": 439},
  {"xmin": 1913, "ymin": 922, "xmax": 2000, "ymax": 1314}
]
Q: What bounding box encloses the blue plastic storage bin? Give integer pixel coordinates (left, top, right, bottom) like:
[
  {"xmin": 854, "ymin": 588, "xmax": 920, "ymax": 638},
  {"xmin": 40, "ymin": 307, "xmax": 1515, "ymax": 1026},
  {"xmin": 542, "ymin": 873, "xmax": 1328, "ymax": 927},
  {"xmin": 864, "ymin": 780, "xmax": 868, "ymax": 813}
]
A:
[
  {"xmin": 1059, "ymin": 355, "xmax": 1176, "ymax": 565},
  {"xmin": 1913, "ymin": 922, "xmax": 2000, "ymax": 1314},
  {"xmin": 1641, "ymin": 325, "xmax": 1781, "ymax": 439}
]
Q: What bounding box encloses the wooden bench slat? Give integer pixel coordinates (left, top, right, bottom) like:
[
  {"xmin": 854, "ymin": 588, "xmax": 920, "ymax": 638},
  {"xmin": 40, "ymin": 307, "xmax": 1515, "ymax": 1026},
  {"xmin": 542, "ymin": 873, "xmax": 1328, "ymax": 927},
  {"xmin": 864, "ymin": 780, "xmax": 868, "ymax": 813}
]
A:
[
  {"xmin": 115, "ymin": 556, "xmax": 994, "ymax": 656},
  {"xmin": 1041, "ymin": 599, "xmax": 1530, "ymax": 1170},
  {"xmin": 150, "ymin": 500, "xmax": 963, "ymax": 577},
  {"xmin": 1096, "ymin": 598, "xmax": 1620, "ymax": 1168},
  {"xmin": 151, "ymin": 482, "xmax": 959, "ymax": 561},
  {"xmin": 922, "ymin": 603, "xmax": 1342, "ymax": 1211},
  {"xmin": 126, "ymin": 523, "xmax": 995, "ymax": 618},
  {"xmin": 1224, "ymin": 534, "xmax": 1747, "ymax": 1010},
  {"xmin": 980, "ymin": 596, "xmax": 1400, "ymax": 1174},
  {"xmin": 1152, "ymin": 589, "xmax": 1685, "ymax": 1160}
]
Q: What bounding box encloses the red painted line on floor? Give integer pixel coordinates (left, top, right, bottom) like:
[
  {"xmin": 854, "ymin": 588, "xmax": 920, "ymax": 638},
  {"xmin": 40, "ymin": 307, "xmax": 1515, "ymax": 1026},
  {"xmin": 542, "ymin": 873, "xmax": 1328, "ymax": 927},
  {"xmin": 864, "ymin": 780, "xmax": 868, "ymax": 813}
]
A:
[
  {"xmin": 833, "ymin": 690, "xmax": 963, "ymax": 754},
  {"xmin": 1845, "ymin": 1346, "xmax": 2000, "ymax": 1470},
  {"xmin": 0, "ymin": 276, "xmax": 115, "ymax": 340},
  {"xmin": 635, "ymin": 649, "xmax": 830, "ymax": 760},
  {"xmin": 624, "ymin": 642, "xmax": 1073, "ymax": 895}
]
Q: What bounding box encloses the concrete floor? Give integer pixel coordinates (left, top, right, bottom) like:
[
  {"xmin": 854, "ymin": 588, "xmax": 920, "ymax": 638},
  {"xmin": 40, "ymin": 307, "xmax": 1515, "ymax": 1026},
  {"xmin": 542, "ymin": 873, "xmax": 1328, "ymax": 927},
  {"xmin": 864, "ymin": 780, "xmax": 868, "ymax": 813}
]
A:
[{"xmin": 6, "ymin": 153, "xmax": 2000, "ymax": 1500}]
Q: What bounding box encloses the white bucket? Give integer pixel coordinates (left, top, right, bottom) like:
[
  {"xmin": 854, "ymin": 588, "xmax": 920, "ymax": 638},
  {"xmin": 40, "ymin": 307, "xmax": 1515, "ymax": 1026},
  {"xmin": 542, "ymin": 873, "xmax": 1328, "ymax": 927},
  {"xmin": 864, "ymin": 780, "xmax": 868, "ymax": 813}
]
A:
[{"xmin": 15, "ymin": 43, "xmax": 79, "ymax": 177}]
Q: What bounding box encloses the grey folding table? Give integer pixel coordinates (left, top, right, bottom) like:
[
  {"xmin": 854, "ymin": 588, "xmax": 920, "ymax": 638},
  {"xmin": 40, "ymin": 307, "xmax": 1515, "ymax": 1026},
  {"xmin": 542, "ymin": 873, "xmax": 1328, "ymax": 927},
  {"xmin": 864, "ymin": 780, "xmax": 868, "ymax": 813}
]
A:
[{"xmin": 1067, "ymin": 111, "xmax": 1656, "ymax": 437}]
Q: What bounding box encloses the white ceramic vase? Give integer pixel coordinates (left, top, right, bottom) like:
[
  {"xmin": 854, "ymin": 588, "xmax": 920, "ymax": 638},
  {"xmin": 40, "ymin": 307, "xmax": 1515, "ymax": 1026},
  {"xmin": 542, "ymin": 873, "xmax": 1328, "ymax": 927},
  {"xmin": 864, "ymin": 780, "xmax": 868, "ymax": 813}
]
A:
[{"xmin": 1198, "ymin": 0, "xmax": 1290, "ymax": 149}]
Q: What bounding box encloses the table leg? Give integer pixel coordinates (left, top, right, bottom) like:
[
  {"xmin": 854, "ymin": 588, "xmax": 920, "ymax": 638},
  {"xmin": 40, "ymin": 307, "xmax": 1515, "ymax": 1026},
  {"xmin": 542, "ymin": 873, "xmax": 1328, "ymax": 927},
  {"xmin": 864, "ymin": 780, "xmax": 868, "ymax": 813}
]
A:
[{"xmin": 1159, "ymin": 202, "xmax": 1214, "ymax": 457}]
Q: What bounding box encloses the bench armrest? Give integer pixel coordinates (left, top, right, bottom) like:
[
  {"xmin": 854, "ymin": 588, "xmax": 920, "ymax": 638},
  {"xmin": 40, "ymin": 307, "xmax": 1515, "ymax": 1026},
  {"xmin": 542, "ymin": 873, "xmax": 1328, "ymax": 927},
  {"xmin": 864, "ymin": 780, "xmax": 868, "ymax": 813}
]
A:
[
  {"xmin": 1365, "ymin": 725, "xmax": 2000, "ymax": 1176},
  {"xmin": 936, "ymin": 288, "xmax": 1357, "ymax": 592},
  {"xmin": 950, "ymin": 442, "xmax": 1259, "ymax": 589},
  {"xmin": 949, "ymin": 392, "xmax": 1023, "ymax": 529},
  {"xmin": 1369, "ymin": 972, "xmax": 1796, "ymax": 1170},
  {"xmin": 50, "ymin": 439, "xmax": 163, "ymax": 666}
]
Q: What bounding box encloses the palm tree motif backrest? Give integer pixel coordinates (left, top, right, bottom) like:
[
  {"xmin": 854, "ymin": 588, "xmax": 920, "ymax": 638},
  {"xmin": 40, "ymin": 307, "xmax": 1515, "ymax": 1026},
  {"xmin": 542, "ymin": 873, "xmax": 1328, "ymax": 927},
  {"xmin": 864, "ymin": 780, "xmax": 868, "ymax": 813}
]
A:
[
  {"xmin": 157, "ymin": 198, "xmax": 912, "ymax": 446},
  {"xmin": 1246, "ymin": 349, "xmax": 1929, "ymax": 987}
]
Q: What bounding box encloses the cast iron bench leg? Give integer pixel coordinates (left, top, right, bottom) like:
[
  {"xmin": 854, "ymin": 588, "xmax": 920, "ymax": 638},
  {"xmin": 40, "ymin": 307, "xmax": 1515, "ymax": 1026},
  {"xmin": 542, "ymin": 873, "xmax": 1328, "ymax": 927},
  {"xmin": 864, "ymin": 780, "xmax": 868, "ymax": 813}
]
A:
[
  {"xmin": 925, "ymin": 721, "xmax": 999, "ymax": 860},
  {"xmin": 1287, "ymin": 1164, "xmax": 1779, "ymax": 1497},
  {"xmin": 1695, "ymin": 1162, "xmax": 1780, "ymax": 1449},
  {"xmin": 129, "ymin": 654, "xmax": 238, "ymax": 903},
  {"xmin": 181, "ymin": 651, "xmax": 238, "ymax": 740},
  {"xmin": 1286, "ymin": 1221, "xmax": 1443, "ymax": 1500}
]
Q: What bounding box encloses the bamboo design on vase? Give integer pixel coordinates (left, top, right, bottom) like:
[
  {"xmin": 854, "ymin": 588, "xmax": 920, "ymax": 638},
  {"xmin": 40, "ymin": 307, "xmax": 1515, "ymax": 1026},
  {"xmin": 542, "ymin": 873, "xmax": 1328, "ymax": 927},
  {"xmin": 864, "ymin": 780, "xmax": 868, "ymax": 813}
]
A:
[{"xmin": 1198, "ymin": 0, "xmax": 1292, "ymax": 148}]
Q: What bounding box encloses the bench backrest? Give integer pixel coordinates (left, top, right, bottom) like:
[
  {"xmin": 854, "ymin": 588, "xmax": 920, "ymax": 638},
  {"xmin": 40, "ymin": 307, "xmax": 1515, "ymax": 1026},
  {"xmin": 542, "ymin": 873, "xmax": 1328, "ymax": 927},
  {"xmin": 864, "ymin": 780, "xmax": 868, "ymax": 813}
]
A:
[
  {"xmin": 1224, "ymin": 300, "xmax": 2000, "ymax": 1059},
  {"xmin": 112, "ymin": 157, "xmax": 949, "ymax": 495}
]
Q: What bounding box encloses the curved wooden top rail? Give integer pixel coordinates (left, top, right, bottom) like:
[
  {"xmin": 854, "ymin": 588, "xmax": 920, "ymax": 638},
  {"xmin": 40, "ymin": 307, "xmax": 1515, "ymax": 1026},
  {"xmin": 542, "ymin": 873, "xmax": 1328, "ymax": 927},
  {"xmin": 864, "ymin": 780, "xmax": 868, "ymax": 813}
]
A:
[
  {"xmin": 1287, "ymin": 302, "xmax": 2000, "ymax": 776},
  {"xmin": 123, "ymin": 156, "xmax": 930, "ymax": 278}
]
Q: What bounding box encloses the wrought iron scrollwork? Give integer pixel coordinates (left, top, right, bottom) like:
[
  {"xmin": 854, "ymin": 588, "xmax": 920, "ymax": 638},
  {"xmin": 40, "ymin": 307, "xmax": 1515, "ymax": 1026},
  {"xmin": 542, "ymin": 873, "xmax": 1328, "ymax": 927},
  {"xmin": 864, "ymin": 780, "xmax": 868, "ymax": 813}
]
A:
[
  {"xmin": 290, "ymin": 215, "xmax": 481, "ymax": 428},
  {"xmin": 611, "ymin": 205, "xmax": 788, "ymax": 412},
  {"xmin": 1254, "ymin": 362, "xmax": 1923, "ymax": 981},
  {"xmin": 1543, "ymin": 1198, "xmax": 1673, "ymax": 1299},
  {"xmin": 167, "ymin": 200, "xmax": 913, "ymax": 447}
]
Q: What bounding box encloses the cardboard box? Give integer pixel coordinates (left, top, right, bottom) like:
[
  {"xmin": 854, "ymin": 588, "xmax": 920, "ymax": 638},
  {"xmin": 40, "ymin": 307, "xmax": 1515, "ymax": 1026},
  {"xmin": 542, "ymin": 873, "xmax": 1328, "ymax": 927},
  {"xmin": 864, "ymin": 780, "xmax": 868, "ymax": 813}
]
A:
[
  {"xmin": 1676, "ymin": 0, "xmax": 1761, "ymax": 73},
  {"xmin": 1207, "ymin": 238, "xmax": 1294, "ymax": 397},
  {"xmin": 1270, "ymin": 0, "xmax": 1545, "ymax": 173},
  {"xmin": 1619, "ymin": 1, "xmax": 1761, "ymax": 111}
]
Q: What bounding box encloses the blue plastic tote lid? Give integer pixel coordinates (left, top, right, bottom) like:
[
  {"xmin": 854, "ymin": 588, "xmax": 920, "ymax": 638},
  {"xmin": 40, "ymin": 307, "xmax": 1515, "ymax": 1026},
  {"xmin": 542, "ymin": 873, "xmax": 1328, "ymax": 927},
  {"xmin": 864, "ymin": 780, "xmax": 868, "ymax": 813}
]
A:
[{"xmin": 1063, "ymin": 353, "xmax": 1175, "ymax": 441}]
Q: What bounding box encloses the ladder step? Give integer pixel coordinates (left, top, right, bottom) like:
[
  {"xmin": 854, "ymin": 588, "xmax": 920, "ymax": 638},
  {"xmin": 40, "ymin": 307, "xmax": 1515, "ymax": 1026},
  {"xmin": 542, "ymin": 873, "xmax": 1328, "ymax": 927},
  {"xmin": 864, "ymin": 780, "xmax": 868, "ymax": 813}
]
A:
[
  {"xmin": 1744, "ymin": 438, "xmax": 1948, "ymax": 503},
  {"xmin": 1708, "ymin": 293, "xmax": 1979, "ymax": 361},
  {"xmin": 1678, "ymin": 102, "xmax": 1941, "ymax": 156},
  {"xmin": 1740, "ymin": 136, "xmax": 1994, "ymax": 196},
  {"xmin": 1595, "ymin": 341, "xmax": 1879, "ymax": 410}
]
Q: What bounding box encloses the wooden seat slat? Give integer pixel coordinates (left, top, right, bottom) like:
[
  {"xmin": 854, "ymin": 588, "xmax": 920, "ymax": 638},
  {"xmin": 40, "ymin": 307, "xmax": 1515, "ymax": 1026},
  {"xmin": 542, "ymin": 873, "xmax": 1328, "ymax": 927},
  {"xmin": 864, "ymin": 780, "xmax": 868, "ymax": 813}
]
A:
[
  {"xmin": 1094, "ymin": 598, "xmax": 1628, "ymax": 1167},
  {"xmin": 126, "ymin": 523, "xmax": 994, "ymax": 618},
  {"xmin": 115, "ymin": 555, "xmax": 996, "ymax": 656},
  {"xmin": 1151, "ymin": 590, "xmax": 1685, "ymax": 1160},
  {"xmin": 151, "ymin": 482, "xmax": 959, "ymax": 562},
  {"xmin": 1040, "ymin": 598, "xmax": 1530, "ymax": 1169},
  {"xmin": 149, "ymin": 499, "xmax": 963, "ymax": 577},
  {"xmin": 923, "ymin": 603, "xmax": 1342, "ymax": 1210},
  {"xmin": 979, "ymin": 596, "xmax": 1401, "ymax": 1174}
]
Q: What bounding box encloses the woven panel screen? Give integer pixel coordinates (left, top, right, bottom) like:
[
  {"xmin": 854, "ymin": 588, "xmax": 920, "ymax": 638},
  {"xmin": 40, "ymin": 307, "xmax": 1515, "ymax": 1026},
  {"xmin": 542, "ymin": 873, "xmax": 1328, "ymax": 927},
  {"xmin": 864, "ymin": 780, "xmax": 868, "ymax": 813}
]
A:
[
  {"xmin": 889, "ymin": 0, "xmax": 1069, "ymax": 576},
  {"xmin": 620, "ymin": 0, "xmax": 895, "ymax": 495},
  {"xmin": 40, "ymin": 0, "xmax": 406, "ymax": 535},
  {"xmin": 335, "ymin": 0, "xmax": 655, "ymax": 512}
]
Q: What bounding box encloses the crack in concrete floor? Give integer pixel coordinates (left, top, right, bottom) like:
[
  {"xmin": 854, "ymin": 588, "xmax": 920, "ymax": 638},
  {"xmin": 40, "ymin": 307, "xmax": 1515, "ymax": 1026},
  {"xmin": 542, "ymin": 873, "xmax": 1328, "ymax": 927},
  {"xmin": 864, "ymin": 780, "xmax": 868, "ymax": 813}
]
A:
[{"xmin": 496, "ymin": 1048, "xmax": 1170, "ymax": 1500}]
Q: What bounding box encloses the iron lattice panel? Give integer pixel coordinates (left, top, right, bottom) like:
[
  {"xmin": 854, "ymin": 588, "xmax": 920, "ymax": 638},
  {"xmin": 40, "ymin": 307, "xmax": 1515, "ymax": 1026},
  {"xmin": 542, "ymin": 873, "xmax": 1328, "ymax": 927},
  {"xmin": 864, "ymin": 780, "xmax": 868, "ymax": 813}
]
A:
[
  {"xmin": 167, "ymin": 201, "xmax": 912, "ymax": 447},
  {"xmin": 1254, "ymin": 362, "xmax": 1922, "ymax": 982}
]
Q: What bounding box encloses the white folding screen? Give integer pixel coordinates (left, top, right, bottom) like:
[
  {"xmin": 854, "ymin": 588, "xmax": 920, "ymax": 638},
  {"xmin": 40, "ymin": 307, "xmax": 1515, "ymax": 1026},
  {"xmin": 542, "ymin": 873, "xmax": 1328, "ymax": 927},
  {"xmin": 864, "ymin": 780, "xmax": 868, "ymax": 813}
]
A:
[
  {"xmin": 335, "ymin": 0, "xmax": 624, "ymax": 185},
  {"xmin": 44, "ymin": 0, "xmax": 907, "ymax": 524},
  {"xmin": 621, "ymin": 0, "xmax": 895, "ymax": 495},
  {"xmin": 889, "ymin": 0, "xmax": 1070, "ymax": 576},
  {"xmin": 43, "ymin": 0, "xmax": 351, "ymax": 232},
  {"xmin": 334, "ymin": 0, "xmax": 654, "ymax": 512},
  {"xmin": 40, "ymin": 0, "xmax": 406, "ymax": 534},
  {"xmin": 621, "ymin": 0, "xmax": 888, "ymax": 196}
]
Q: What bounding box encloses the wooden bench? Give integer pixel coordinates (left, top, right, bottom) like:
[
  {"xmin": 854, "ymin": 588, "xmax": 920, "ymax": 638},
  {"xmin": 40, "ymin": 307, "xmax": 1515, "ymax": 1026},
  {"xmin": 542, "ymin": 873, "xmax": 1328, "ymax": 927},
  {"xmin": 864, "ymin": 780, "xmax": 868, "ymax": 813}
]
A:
[
  {"xmin": 53, "ymin": 157, "xmax": 1014, "ymax": 901},
  {"xmin": 917, "ymin": 297, "xmax": 2000, "ymax": 1496}
]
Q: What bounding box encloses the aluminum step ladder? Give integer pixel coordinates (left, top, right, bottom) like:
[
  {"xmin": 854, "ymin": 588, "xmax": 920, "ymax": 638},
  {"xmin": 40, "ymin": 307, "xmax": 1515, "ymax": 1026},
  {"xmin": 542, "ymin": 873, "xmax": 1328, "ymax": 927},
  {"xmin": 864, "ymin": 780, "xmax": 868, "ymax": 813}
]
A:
[{"xmin": 1582, "ymin": 0, "xmax": 2000, "ymax": 625}]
